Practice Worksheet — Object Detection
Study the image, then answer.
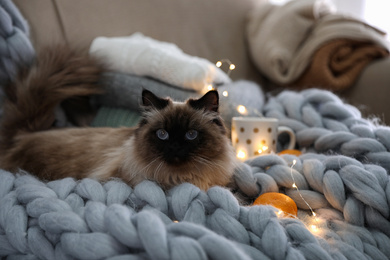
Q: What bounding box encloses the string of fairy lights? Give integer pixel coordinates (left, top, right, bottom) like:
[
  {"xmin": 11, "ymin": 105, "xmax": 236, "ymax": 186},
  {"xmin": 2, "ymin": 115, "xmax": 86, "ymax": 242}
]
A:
[
  {"xmin": 290, "ymin": 160, "xmax": 321, "ymax": 234},
  {"xmin": 208, "ymin": 59, "xmax": 259, "ymax": 118},
  {"xmin": 206, "ymin": 59, "xmax": 235, "ymax": 98},
  {"xmin": 211, "ymin": 59, "xmax": 323, "ymax": 235}
]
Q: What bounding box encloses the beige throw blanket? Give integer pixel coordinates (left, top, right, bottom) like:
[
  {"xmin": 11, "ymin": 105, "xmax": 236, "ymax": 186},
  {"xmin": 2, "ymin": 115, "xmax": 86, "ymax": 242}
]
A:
[
  {"xmin": 247, "ymin": 0, "xmax": 390, "ymax": 90},
  {"xmin": 292, "ymin": 39, "xmax": 389, "ymax": 90}
]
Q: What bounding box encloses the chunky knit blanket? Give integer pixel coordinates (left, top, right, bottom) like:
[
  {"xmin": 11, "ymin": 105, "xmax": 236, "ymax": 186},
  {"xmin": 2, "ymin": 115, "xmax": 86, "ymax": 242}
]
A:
[
  {"xmin": 0, "ymin": 0, "xmax": 35, "ymax": 119},
  {"xmin": 1, "ymin": 88, "xmax": 390, "ymax": 260}
]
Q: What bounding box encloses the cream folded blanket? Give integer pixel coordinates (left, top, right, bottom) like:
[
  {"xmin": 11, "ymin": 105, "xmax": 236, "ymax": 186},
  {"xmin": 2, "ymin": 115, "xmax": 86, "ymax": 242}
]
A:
[
  {"xmin": 89, "ymin": 33, "xmax": 231, "ymax": 92},
  {"xmin": 247, "ymin": 0, "xmax": 390, "ymax": 86}
]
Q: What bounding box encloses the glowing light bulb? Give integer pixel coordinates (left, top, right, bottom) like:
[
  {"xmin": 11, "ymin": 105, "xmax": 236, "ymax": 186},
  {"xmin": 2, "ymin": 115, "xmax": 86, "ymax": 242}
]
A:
[
  {"xmin": 215, "ymin": 59, "xmax": 236, "ymax": 76},
  {"xmin": 207, "ymin": 84, "xmax": 214, "ymax": 91},
  {"xmin": 237, "ymin": 150, "xmax": 246, "ymax": 159},
  {"xmin": 292, "ymin": 183, "xmax": 297, "ymax": 188},
  {"xmin": 310, "ymin": 225, "xmax": 318, "ymax": 233},
  {"xmin": 237, "ymin": 105, "xmax": 247, "ymax": 115},
  {"xmin": 262, "ymin": 145, "xmax": 268, "ymax": 151},
  {"xmin": 222, "ymin": 91, "xmax": 228, "ymax": 97}
]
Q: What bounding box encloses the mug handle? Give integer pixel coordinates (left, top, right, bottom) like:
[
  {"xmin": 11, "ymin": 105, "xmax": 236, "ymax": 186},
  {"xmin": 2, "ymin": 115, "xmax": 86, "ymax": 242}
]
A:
[{"xmin": 277, "ymin": 126, "xmax": 296, "ymax": 150}]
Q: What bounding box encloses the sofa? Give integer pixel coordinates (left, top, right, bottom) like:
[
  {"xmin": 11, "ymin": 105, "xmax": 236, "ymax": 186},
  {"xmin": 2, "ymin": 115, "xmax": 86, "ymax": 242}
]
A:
[
  {"xmin": 1, "ymin": 0, "xmax": 390, "ymax": 259},
  {"xmin": 13, "ymin": 0, "xmax": 390, "ymax": 125}
]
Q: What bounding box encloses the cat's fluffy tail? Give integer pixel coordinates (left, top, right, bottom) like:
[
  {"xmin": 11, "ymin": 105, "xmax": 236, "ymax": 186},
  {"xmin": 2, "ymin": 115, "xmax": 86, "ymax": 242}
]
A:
[{"xmin": 0, "ymin": 45, "xmax": 105, "ymax": 148}]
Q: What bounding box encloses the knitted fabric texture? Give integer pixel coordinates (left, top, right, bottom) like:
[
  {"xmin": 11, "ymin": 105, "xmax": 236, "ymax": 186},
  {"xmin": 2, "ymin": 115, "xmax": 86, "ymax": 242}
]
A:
[
  {"xmin": 0, "ymin": 0, "xmax": 35, "ymax": 118},
  {"xmin": 89, "ymin": 33, "xmax": 232, "ymax": 92},
  {"xmin": 0, "ymin": 0, "xmax": 34, "ymax": 85},
  {"xmin": 264, "ymin": 88, "xmax": 390, "ymax": 171},
  {"xmin": 91, "ymin": 107, "xmax": 141, "ymax": 128},
  {"xmin": 1, "ymin": 88, "xmax": 390, "ymax": 260}
]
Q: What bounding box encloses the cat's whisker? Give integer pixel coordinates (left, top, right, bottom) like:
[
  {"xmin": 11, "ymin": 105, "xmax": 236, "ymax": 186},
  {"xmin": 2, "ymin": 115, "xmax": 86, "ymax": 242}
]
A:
[
  {"xmin": 192, "ymin": 156, "xmax": 217, "ymax": 174},
  {"xmin": 193, "ymin": 158, "xmax": 215, "ymax": 170},
  {"xmin": 192, "ymin": 157, "xmax": 208, "ymax": 167},
  {"xmin": 196, "ymin": 155, "xmax": 223, "ymax": 170},
  {"xmin": 154, "ymin": 160, "xmax": 165, "ymax": 180},
  {"xmin": 190, "ymin": 161, "xmax": 203, "ymax": 176},
  {"xmin": 193, "ymin": 155, "xmax": 209, "ymax": 163},
  {"xmin": 140, "ymin": 157, "xmax": 159, "ymax": 173}
]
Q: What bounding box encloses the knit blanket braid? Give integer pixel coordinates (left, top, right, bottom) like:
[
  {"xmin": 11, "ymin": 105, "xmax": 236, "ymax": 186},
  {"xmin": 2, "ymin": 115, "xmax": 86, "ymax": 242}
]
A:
[
  {"xmin": 264, "ymin": 89, "xmax": 390, "ymax": 168},
  {"xmin": 0, "ymin": 0, "xmax": 35, "ymax": 119},
  {"xmin": 0, "ymin": 0, "xmax": 35, "ymax": 85},
  {"xmin": 1, "ymin": 88, "xmax": 390, "ymax": 260},
  {"xmin": 0, "ymin": 156, "xmax": 389, "ymax": 260}
]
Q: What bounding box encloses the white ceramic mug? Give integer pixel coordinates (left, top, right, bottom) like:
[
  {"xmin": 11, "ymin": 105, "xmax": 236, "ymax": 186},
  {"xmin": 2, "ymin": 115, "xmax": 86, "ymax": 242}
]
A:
[{"xmin": 231, "ymin": 117, "xmax": 296, "ymax": 161}]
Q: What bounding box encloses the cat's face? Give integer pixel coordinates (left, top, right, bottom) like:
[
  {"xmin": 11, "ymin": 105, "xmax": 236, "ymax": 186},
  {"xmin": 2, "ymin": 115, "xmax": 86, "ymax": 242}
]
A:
[{"xmin": 132, "ymin": 90, "xmax": 236, "ymax": 190}]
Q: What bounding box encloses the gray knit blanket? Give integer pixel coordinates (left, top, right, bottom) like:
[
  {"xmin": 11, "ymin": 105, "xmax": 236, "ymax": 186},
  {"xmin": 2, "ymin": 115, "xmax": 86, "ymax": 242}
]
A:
[
  {"xmin": 1, "ymin": 1, "xmax": 389, "ymax": 259},
  {"xmin": 1, "ymin": 88, "xmax": 390, "ymax": 260},
  {"xmin": 0, "ymin": 0, "xmax": 35, "ymax": 119}
]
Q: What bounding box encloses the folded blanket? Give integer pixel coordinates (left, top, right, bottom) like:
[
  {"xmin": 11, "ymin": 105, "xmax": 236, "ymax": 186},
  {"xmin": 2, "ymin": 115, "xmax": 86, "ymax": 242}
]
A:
[
  {"xmin": 292, "ymin": 39, "xmax": 389, "ymax": 90},
  {"xmin": 89, "ymin": 33, "xmax": 231, "ymax": 92},
  {"xmin": 91, "ymin": 107, "xmax": 141, "ymax": 128},
  {"xmin": 92, "ymin": 73, "xmax": 265, "ymax": 128},
  {"xmin": 93, "ymin": 72, "xmax": 197, "ymax": 112},
  {"xmin": 247, "ymin": 0, "xmax": 390, "ymax": 87}
]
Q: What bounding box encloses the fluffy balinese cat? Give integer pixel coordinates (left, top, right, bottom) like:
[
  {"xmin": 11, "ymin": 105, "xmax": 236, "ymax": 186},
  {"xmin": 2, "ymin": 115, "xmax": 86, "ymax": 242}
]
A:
[{"xmin": 0, "ymin": 46, "xmax": 237, "ymax": 190}]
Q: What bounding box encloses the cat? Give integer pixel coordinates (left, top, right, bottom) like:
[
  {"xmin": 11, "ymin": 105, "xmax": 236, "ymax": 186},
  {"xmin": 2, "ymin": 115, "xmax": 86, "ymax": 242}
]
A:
[{"xmin": 0, "ymin": 45, "xmax": 238, "ymax": 190}]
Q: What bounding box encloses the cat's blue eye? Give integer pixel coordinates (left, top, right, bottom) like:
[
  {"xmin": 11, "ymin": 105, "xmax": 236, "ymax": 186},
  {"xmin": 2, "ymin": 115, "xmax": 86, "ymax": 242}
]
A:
[
  {"xmin": 156, "ymin": 129, "xmax": 169, "ymax": 140},
  {"xmin": 185, "ymin": 130, "xmax": 198, "ymax": 140}
]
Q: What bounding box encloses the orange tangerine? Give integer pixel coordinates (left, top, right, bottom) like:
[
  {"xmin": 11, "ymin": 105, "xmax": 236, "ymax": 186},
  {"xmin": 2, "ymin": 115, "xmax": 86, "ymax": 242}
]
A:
[
  {"xmin": 278, "ymin": 149, "xmax": 302, "ymax": 156},
  {"xmin": 253, "ymin": 192, "xmax": 298, "ymax": 217}
]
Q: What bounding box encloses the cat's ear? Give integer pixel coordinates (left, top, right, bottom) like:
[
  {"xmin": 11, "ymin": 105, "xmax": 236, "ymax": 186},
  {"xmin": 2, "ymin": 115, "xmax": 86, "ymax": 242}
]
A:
[
  {"xmin": 142, "ymin": 89, "xmax": 170, "ymax": 110},
  {"xmin": 188, "ymin": 90, "xmax": 219, "ymax": 112}
]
